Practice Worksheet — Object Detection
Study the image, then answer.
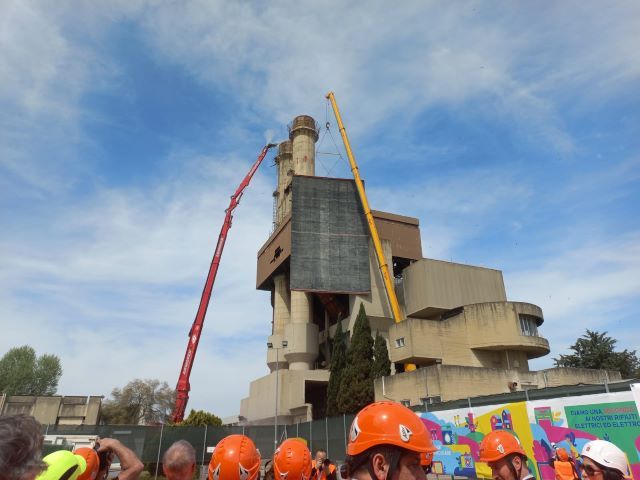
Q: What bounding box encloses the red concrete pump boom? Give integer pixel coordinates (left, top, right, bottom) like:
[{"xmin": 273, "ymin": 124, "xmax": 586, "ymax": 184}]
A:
[{"xmin": 172, "ymin": 143, "xmax": 278, "ymax": 423}]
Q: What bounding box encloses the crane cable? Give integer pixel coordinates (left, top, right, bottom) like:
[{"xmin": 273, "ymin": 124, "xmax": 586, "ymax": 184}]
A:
[{"xmin": 314, "ymin": 99, "xmax": 348, "ymax": 177}]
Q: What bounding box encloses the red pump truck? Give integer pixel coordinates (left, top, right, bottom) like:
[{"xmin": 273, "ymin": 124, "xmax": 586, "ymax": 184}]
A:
[{"xmin": 172, "ymin": 143, "xmax": 277, "ymax": 423}]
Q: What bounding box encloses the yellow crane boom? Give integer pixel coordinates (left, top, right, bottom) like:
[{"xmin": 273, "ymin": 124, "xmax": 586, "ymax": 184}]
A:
[{"xmin": 325, "ymin": 92, "xmax": 403, "ymax": 324}]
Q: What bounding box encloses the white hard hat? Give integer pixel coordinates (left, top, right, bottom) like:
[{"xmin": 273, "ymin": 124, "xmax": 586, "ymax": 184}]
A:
[{"xmin": 581, "ymin": 440, "xmax": 630, "ymax": 476}]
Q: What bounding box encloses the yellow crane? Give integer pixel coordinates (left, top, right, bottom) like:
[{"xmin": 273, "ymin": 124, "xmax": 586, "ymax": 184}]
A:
[{"xmin": 326, "ymin": 91, "xmax": 416, "ymax": 372}]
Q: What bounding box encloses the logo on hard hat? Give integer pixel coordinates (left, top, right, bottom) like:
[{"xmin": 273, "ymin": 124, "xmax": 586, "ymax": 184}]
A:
[
  {"xmin": 350, "ymin": 417, "xmax": 361, "ymax": 442},
  {"xmin": 497, "ymin": 444, "xmax": 505, "ymax": 454},
  {"xmin": 212, "ymin": 464, "xmax": 221, "ymax": 480},
  {"xmin": 239, "ymin": 464, "xmax": 251, "ymax": 480},
  {"xmin": 399, "ymin": 424, "xmax": 413, "ymax": 442}
]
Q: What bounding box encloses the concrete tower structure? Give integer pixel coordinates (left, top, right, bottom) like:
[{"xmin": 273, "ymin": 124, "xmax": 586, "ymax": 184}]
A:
[{"xmin": 237, "ymin": 113, "xmax": 619, "ymax": 426}]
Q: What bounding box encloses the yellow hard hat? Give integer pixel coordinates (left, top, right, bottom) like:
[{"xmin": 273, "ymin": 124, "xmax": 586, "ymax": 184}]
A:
[{"xmin": 37, "ymin": 450, "xmax": 87, "ymax": 480}]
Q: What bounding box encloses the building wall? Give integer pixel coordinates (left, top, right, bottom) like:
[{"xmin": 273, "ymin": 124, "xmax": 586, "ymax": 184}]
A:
[
  {"xmin": 240, "ymin": 369, "xmax": 330, "ymax": 424},
  {"xmin": 403, "ymin": 259, "xmax": 507, "ymax": 318},
  {"xmin": 0, "ymin": 395, "xmax": 102, "ymax": 425},
  {"xmin": 374, "ymin": 365, "xmax": 623, "ymax": 406}
]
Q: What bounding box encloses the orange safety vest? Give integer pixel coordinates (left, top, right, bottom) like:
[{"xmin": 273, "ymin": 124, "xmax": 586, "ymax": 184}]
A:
[
  {"xmin": 555, "ymin": 460, "xmax": 578, "ymax": 480},
  {"xmin": 312, "ymin": 463, "xmax": 336, "ymax": 480}
]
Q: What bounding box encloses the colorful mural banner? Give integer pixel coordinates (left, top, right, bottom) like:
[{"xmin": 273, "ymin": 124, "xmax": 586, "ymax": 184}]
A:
[{"xmin": 418, "ymin": 390, "xmax": 639, "ymax": 480}]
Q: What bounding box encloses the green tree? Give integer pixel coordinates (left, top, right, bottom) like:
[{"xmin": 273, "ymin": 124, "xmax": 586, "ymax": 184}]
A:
[
  {"xmin": 554, "ymin": 330, "xmax": 640, "ymax": 378},
  {"xmin": 0, "ymin": 346, "xmax": 62, "ymax": 395},
  {"xmin": 326, "ymin": 320, "xmax": 347, "ymax": 416},
  {"xmin": 101, "ymin": 378, "xmax": 176, "ymax": 425},
  {"xmin": 372, "ymin": 330, "xmax": 391, "ymax": 379},
  {"xmin": 180, "ymin": 409, "xmax": 222, "ymax": 426},
  {"xmin": 337, "ymin": 303, "xmax": 374, "ymax": 414}
]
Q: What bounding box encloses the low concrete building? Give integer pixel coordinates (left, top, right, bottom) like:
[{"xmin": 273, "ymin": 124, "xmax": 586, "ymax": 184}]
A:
[
  {"xmin": 0, "ymin": 394, "xmax": 102, "ymax": 425},
  {"xmin": 238, "ymin": 114, "xmax": 620, "ymax": 424}
]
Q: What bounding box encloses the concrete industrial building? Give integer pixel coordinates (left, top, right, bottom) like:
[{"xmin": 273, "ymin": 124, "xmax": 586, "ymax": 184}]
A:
[
  {"xmin": 0, "ymin": 394, "xmax": 102, "ymax": 425},
  {"xmin": 238, "ymin": 114, "xmax": 621, "ymax": 425}
]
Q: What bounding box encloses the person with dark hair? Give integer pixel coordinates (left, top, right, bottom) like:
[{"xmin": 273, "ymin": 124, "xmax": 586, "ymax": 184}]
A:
[
  {"xmin": 479, "ymin": 430, "xmax": 534, "ymax": 480},
  {"xmin": 342, "ymin": 401, "xmax": 437, "ymax": 480},
  {"xmin": 162, "ymin": 440, "xmax": 197, "ymax": 480},
  {"xmin": 312, "ymin": 449, "xmax": 337, "ymax": 480},
  {"xmin": 0, "ymin": 414, "xmax": 46, "ymax": 480},
  {"xmin": 580, "ymin": 440, "xmax": 630, "ymax": 480}
]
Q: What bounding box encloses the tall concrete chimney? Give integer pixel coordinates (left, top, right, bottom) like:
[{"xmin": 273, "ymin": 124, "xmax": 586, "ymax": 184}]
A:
[
  {"xmin": 290, "ymin": 115, "xmax": 318, "ymax": 177},
  {"xmin": 274, "ymin": 140, "xmax": 293, "ymax": 224}
]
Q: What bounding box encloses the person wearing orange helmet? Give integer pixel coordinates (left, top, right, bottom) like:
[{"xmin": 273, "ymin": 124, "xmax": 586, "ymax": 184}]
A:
[
  {"xmin": 342, "ymin": 401, "xmax": 438, "ymax": 480},
  {"xmin": 551, "ymin": 448, "xmax": 578, "ymax": 480},
  {"xmin": 73, "ymin": 447, "xmax": 100, "ymax": 480},
  {"xmin": 419, "ymin": 451, "xmax": 435, "ymax": 475},
  {"xmin": 479, "ymin": 430, "xmax": 534, "ymax": 480},
  {"xmin": 273, "ymin": 438, "xmax": 313, "ymax": 480},
  {"xmin": 208, "ymin": 434, "xmax": 261, "ymax": 480}
]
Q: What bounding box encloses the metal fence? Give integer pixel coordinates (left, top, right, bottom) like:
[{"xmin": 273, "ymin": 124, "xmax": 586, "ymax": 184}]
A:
[{"xmin": 43, "ymin": 414, "xmax": 356, "ymax": 467}]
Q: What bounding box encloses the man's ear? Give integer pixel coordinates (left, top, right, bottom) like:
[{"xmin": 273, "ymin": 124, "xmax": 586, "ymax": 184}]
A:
[
  {"xmin": 371, "ymin": 452, "xmax": 389, "ymax": 480},
  {"xmin": 512, "ymin": 455, "xmax": 523, "ymax": 470}
]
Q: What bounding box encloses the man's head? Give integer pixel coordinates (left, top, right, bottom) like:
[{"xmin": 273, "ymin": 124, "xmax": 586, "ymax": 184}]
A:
[
  {"xmin": 581, "ymin": 440, "xmax": 629, "ymax": 480},
  {"xmin": 273, "ymin": 439, "xmax": 312, "ymax": 480},
  {"xmin": 343, "ymin": 401, "xmax": 437, "ymax": 480},
  {"xmin": 315, "ymin": 449, "xmax": 328, "ymax": 469},
  {"xmin": 0, "ymin": 414, "xmax": 46, "ymax": 480},
  {"xmin": 163, "ymin": 440, "xmax": 197, "ymax": 480},
  {"xmin": 208, "ymin": 435, "xmax": 261, "ymax": 480},
  {"xmin": 479, "ymin": 430, "xmax": 528, "ymax": 480}
]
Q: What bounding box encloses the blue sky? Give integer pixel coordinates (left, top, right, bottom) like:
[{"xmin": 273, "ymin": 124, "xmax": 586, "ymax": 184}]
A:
[{"xmin": 1, "ymin": 1, "xmax": 638, "ymax": 418}]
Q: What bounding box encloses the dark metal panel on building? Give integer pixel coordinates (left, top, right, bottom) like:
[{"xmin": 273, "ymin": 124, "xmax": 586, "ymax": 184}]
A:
[{"xmin": 290, "ymin": 176, "xmax": 370, "ymax": 293}]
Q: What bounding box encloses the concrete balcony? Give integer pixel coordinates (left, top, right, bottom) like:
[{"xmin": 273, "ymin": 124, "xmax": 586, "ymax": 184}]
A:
[
  {"xmin": 466, "ymin": 302, "xmax": 549, "ymax": 359},
  {"xmin": 388, "ymin": 301, "xmax": 550, "ymax": 367}
]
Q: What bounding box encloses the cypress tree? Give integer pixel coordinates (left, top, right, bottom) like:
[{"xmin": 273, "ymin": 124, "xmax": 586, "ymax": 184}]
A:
[
  {"xmin": 326, "ymin": 320, "xmax": 347, "ymax": 416},
  {"xmin": 372, "ymin": 330, "xmax": 391, "ymax": 379},
  {"xmin": 337, "ymin": 303, "xmax": 374, "ymax": 414}
]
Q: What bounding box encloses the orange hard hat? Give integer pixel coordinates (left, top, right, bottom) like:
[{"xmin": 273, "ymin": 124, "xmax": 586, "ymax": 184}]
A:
[
  {"xmin": 208, "ymin": 434, "xmax": 261, "ymax": 480},
  {"xmin": 479, "ymin": 430, "xmax": 526, "ymax": 463},
  {"xmin": 557, "ymin": 448, "xmax": 570, "ymax": 462},
  {"xmin": 420, "ymin": 451, "xmax": 435, "ymax": 467},
  {"xmin": 273, "ymin": 438, "xmax": 313, "ymax": 480},
  {"xmin": 347, "ymin": 401, "xmax": 437, "ymax": 456},
  {"xmin": 74, "ymin": 448, "xmax": 100, "ymax": 480}
]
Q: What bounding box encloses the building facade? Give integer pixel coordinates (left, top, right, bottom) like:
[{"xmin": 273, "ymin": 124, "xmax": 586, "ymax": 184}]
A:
[
  {"xmin": 0, "ymin": 394, "xmax": 102, "ymax": 425},
  {"xmin": 237, "ymin": 114, "xmax": 620, "ymax": 425}
]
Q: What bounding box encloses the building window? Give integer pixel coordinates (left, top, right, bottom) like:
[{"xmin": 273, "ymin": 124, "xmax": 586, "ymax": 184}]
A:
[
  {"xmin": 519, "ymin": 314, "xmax": 539, "ymax": 337},
  {"xmin": 395, "ymin": 337, "xmax": 405, "ymax": 348},
  {"xmin": 421, "ymin": 396, "xmax": 442, "ymax": 407},
  {"xmin": 401, "ymin": 399, "xmax": 411, "ymax": 407}
]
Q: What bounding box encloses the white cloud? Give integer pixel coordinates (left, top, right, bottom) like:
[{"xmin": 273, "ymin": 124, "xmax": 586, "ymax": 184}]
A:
[
  {"xmin": 1, "ymin": 0, "xmax": 638, "ymax": 417},
  {"xmin": 506, "ymin": 232, "xmax": 640, "ymax": 365},
  {"xmin": 0, "ymin": 151, "xmax": 277, "ymax": 416}
]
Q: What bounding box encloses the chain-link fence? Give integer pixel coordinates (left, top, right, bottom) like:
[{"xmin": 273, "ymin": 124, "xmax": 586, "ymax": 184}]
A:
[{"xmin": 43, "ymin": 414, "xmax": 355, "ymax": 470}]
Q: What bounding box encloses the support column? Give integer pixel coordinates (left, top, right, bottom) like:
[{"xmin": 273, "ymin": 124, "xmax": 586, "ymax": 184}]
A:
[
  {"xmin": 275, "ymin": 140, "xmax": 293, "ymax": 223},
  {"xmin": 285, "ymin": 291, "xmax": 318, "ymax": 370},
  {"xmin": 273, "ymin": 274, "xmax": 290, "ymax": 336}
]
